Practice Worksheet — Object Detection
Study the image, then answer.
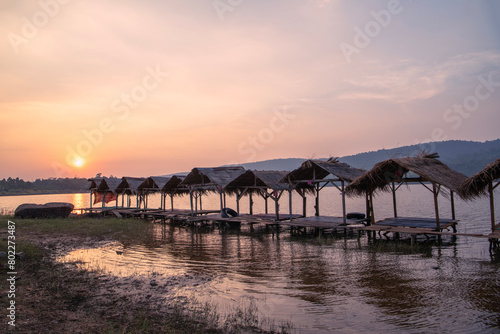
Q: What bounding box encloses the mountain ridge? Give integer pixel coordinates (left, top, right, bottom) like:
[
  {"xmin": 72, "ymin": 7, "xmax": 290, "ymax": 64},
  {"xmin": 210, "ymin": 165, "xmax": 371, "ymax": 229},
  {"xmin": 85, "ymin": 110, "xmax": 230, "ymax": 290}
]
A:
[{"xmin": 229, "ymin": 139, "xmax": 500, "ymax": 177}]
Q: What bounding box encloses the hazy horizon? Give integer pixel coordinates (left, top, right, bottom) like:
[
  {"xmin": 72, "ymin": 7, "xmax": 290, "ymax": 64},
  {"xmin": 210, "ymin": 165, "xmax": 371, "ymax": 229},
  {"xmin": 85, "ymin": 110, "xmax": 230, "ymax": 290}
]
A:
[{"xmin": 1, "ymin": 1, "xmax": 499, "ymax": 180}]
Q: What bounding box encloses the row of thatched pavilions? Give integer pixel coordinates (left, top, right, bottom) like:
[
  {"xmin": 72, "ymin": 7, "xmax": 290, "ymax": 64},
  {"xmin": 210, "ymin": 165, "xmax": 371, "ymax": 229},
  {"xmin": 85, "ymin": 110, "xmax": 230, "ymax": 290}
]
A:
[{"xmin": 87, "ymin": 155, "xmax": 500, "ymax": 235}]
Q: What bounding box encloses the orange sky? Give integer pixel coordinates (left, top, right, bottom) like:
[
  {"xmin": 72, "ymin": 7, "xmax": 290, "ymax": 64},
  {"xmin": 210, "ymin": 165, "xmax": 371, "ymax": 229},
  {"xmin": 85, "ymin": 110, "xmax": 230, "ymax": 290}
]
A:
[{"xmin": 1, "ymin": 1, "xmax": 499, "ymax": 180}]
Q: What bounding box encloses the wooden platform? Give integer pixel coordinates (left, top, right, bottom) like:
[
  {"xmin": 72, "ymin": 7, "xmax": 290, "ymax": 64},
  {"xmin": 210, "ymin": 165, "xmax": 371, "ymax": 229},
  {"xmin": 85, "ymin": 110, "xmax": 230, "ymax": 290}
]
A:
[
  {"xmin": 276, "ymin": 216, "xmax": 367, "ymax": 229},
  {"xmin": 375, "ymin": 217, "xmax": 457, "ymax": 230}
]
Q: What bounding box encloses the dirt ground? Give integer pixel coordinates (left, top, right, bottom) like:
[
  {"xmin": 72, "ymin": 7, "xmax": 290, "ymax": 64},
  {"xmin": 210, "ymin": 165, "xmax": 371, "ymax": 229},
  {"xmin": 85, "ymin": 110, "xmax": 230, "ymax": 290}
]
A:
[{"xmin": 1, "ymin": 232, "xmax": 217, "ymax": 333}]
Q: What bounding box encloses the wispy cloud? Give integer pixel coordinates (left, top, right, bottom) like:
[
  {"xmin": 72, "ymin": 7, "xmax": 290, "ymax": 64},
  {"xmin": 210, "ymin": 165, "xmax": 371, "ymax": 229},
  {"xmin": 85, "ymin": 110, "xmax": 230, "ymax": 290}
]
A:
[{"xmin": 338, "ymin": 52, "xmax": 500, "ymax": 103}]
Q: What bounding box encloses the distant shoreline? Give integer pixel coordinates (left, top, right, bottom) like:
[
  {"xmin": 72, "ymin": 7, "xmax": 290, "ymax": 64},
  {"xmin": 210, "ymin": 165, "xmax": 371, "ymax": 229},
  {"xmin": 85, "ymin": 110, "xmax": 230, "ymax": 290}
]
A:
[{"xmin": 0, "ymin": 190, "xmax": 90, "ymax": 197}]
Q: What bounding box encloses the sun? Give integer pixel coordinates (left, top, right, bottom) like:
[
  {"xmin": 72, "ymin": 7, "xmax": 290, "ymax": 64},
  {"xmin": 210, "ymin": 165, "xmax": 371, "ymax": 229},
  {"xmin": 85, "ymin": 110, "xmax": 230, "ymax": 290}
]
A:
[{"xmin": 73, "ymin": 158, "xmax": 85, "ymax": 168}]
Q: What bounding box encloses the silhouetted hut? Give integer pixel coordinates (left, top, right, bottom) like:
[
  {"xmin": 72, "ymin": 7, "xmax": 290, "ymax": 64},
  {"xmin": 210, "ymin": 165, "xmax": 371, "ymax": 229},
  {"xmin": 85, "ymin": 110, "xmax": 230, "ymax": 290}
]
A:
[
  {"xmin": 116, "ymin": 177, "xmax": 147, "ymax": 208},
  {"xmin": 461, "ymin": 158, "xmax": 500, "ymax": 232},
  {"xmin": 159, "ymin": 175, "xmax": 189, "ymax": 211},
  {"xmin": 96, "ymin": 178, "xmax": 121, "ymax": 208},
  {"xmin": 87, "ymin": 177, "xmax": 103, "ymax": 208},
  {"xmin": 282, "ymin": 158, "xmax": 365, "ymax": 223},
  {"xmin": 346, "ymin": 153, "xmax": 468, "ymax": 231},
  {"xmin": 225, "ymin": 170, "xmax": 290, "ymax": 219},
  {"xmin": 181, "ymin": 166, "xmax": 246, "ymax": 213}
]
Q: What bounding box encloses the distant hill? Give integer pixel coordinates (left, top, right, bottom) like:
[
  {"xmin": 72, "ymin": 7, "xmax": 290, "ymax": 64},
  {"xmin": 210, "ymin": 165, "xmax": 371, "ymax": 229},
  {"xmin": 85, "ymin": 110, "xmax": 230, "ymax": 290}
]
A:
[{"xmin": 236, "ymin": 139, "xmax": 500, "ymax": 177}]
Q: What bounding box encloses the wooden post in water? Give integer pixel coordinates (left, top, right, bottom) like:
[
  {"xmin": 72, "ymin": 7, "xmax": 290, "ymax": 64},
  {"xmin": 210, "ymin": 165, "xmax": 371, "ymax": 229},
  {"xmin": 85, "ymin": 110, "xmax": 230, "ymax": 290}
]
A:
[
  {"xmin": 249, "ymin": 193, "xmax": 253, "ymax": 215},
  {"xmin": 265, "ymin": 195, "xmax": 268, "ymax": 214},
  {"xmin": 190, "ymin": 191, "xmax": 194, "ymax": 214},
  {"xmin": 450, "ymin": 190, "xmax": 456, "ymax": 220},
  {"xmin": 392, "ymin": 182, "xmax": 398, "ymax": 218},
  {"xmin": 289, "ymin": 189, "xmax": 293, "ymax": 221},
  {"xmin": 275, "ymin": 196, "xmax": 280, "ymax": 221},
  {"xmin": 315, "ymin": 183, "xmax": 320, "ymax": 217},
  {"xmin": 90, "ymin": 192, "xmax": 93, "ymax": 209},
  {"xmin": 341, "ymin": 180, "xmax": 347, "ymax": 224},
  {"xmin": 219, "ymin": 191, "xmax": 223, "ymax": 211},
  {"xmin": 433, "ymin": 183, "xmax": 440, "ymax": 230},
  {"xmin": 170, "ymin": 194, "xmax": 174, "ymax": 211},
  {"xmin": 236, "ymin": 191, "xmax": 240, "ymax": 215},
  {"xmin": 369, "ymin": 191, "xmax": 375, "ymax": 226},
  {"xmin": 489, "ymin": 180, "xmax": 495, "ymax": 232}
]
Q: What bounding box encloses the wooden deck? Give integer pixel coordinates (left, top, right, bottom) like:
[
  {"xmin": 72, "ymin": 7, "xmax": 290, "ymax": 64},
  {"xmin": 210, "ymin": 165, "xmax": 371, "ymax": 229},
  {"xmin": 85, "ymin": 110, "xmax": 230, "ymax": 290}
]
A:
[
  {"xmin": 374, "ymin": 217, "xmax": 457, "ymax": 231},
  {"xmin": 276, "ymin": 216, "xmax": 367, "ymax": 229}
]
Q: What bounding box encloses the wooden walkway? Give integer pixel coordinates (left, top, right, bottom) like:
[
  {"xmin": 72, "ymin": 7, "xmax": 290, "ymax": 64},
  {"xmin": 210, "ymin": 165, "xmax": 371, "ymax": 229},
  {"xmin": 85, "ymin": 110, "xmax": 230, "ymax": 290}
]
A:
[{"xmin": 73, "ymin": 208, "xmax": 500, "ymax": 244}]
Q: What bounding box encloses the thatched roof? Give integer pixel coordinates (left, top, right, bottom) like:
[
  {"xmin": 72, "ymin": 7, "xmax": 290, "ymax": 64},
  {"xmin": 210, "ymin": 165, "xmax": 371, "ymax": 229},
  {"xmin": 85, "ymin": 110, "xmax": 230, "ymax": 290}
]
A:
[
  {"xmin": 96, "ymin": 178, "xmax": 122, "ymax": 193},
  {"xmin": 181, "ymin": 166, "xmax": 246, "ymax": 191},
  {"xmin": 460, "ymin": 158, "xmax": 500, "ymax": 199},
  {"xmin": 87, "ymin": 177, "xmax": 103, "ymax": 190},
  {"xmin": 161, "ymin": 175, "xmax": 189, "ymax": 196},
  {"xmin": 346, "ymin": 154, "xmax": 468, "ymax": 197},
  {"xmin": 282, "ymin": 158, "xmax": 365, "ymax": 184},
  {"xmin": 115, "ymin": 177, "xmax": 147, "ymax": 195},
  {"xmin": 225, "ymin": 170, "xmax": 290, "ymax": 195},
  {"xmin": 137, "ymin": 177, "xmax": 169, "ymax": 194}
]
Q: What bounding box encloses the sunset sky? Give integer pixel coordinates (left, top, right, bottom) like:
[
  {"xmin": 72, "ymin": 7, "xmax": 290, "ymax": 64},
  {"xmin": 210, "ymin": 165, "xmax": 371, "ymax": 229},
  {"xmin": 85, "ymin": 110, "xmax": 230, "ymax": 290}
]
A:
[{"xmin": 1, "ymin": 0, "xmax": 499, "ymax": 180}]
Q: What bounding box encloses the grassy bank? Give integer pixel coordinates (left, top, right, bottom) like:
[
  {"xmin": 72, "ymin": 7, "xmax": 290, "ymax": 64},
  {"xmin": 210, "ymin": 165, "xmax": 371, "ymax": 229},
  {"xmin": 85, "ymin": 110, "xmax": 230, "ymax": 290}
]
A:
[{"xmin": 0, "ymin": 216, "xmax": 291, "ymax": 333}]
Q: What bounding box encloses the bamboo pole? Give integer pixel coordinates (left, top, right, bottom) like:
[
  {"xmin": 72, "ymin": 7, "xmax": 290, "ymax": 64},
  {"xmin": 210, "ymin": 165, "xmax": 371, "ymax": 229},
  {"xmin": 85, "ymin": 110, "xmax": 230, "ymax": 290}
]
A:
[
  {"xmin": 433, "ymin": 183, "xmax": 440, "ymax": 230},
  {"xmin": 450, "ymin": 190, "xmax": 456, "ymax": 220},
  {"xmin": 236, "ymin": 191, "xmax": 240, "ymax": 215},
  {"xmin": 315, "ymin": 183, "xmax": 320, "ymax": 217},
  {"xmin": 369, "ymin": 191, "xmax": 375, "ymax": 226},
  {"xmin": 392, "ymin": 182, "xmax": 398, "ymax": 218},
  {"xmin": 489, "ymin": 180, "xmax": 495, "ymax": 232},
  {"xmin": 341, "ymin": 180, "xmax": 347, "ymax": 224},
  {"xmin": 249, "ymin": 193, "xmax": 253, "ymax": 215},
  {"xmin": 190, "ymin": 191, "xmax": 194, "ymax": 214}
]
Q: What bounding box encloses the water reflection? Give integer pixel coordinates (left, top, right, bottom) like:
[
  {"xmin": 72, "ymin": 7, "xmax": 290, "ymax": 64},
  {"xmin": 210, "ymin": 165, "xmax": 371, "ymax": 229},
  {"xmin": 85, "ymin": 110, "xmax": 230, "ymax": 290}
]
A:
[{"xmin": 59, "ymin": 224, "xmax": 500, "ymax": 333}]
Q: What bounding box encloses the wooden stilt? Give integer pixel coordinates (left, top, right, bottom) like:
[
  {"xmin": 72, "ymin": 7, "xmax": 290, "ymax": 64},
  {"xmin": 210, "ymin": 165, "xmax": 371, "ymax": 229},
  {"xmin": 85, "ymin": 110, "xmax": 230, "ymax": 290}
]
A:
[
  {"xmin": 433, "ymin": 183, "xmax": 440, "ymax": 230},
  {"xmin": 450, "ymin": 190, "xmax": 456, "ymax": 221},
  {"xmin": 489, "ymin": 180, "xmax": 496, "ymax": 233},
  {"xmin": 315, "ymin": 183, "xmax": 320, "ymax": 217},
  {"xmin": 289, "ymin": 189, "xmax": 293, "ymax": 221},
  {"xmin": 249, "ymin": 193, "xmax": 253, "ymax": 215},
  {"xmin": 392, "ymin": 182, "xmax": 398, "ymax": 218},
  {"xmin": 341, "ymin": 180, "xmax": 347, "ymax": 224}
]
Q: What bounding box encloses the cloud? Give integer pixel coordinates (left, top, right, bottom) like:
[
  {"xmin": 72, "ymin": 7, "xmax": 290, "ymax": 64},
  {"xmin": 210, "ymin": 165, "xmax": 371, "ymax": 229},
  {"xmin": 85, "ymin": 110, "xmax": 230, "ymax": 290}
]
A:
[{"xmin": 338, "ymin": 52, "xmax": 500, "ymax": 103}]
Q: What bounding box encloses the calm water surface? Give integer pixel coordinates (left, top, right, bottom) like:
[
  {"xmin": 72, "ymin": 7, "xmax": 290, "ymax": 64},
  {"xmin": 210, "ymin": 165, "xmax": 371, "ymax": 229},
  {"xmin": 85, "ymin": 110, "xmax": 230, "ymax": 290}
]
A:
[{"xmin": 2, "ymin": 186, "xmax": 500, "ymax": 333}]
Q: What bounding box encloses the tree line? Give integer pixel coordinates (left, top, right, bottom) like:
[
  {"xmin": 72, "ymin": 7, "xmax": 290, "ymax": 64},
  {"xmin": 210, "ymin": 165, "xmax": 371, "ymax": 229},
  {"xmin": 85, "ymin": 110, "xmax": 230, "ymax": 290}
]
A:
[{"xmin": 0, "ymin": 177, "xmax": 90, "ymax": 195}]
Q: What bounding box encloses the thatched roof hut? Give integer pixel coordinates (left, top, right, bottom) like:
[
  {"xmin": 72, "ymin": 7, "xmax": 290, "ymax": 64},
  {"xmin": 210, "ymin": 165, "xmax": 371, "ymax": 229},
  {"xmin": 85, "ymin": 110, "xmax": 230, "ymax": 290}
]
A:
[
  {"xmin": 282, "ymin": 159, "xmax": 366, "ymax": 218},
  {"xmin": 345, "ymin": 154, "xmax": 467, "ymax": 197},
  {"xmin": 87, "ymin": 177, "xmax": 103, "ymax": 191},
  {"xmin": 181, "ymin": 166, "xmax": 246, "ymax": 191},
  {"xmin": 283, "ymin": 158, "xmax": 365, "ymax": 184},
  {"xmin": 225, "ymin": 170, "xmax": 290, "ymax": 195},
  {"xmin": 461, "ymin": 158, "xmax": 500, "ymax": 199},
  {"xmin": 115, "ymin": 177, "xmax": 147, "ymax": 195},
  {"xmin": 460, "ymin": 158, "xmax": 500, "ymax": 232},
  {"xmin": 181, "ymin": 166, "xmax": 246, "ymax": 212},
  {"xmin": 345, "ymin": 154, "xmax": 468, "ymax": 230},
  {"xmin": 161, "ymin": 175, "xmax": 189, "ymax": 195},
  {"xmin": 225, "ymin": 170, "xmax": 290, "ymax": 216},
  {"xmin": 96, "ymin": 178, "xmax": 122, "ymax": 193},
  {"xmin": 158, "ymin": 175, "xmax": 189, "ymax": 211}
]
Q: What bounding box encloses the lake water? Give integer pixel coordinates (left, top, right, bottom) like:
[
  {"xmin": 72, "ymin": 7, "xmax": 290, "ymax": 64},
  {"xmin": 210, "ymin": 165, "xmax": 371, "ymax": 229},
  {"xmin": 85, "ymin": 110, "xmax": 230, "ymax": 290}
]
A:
[{"xmin": 2, "ymin": 186, "xmax": 500, "ymax": 333}]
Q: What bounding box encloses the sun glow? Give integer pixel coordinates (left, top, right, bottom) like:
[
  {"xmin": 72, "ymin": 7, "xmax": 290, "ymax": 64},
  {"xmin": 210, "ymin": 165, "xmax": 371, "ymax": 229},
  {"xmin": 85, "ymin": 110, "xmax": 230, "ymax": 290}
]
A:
[{"xmin": 73, "ymin": 158, "xmax": 84, "ymax": 167}]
